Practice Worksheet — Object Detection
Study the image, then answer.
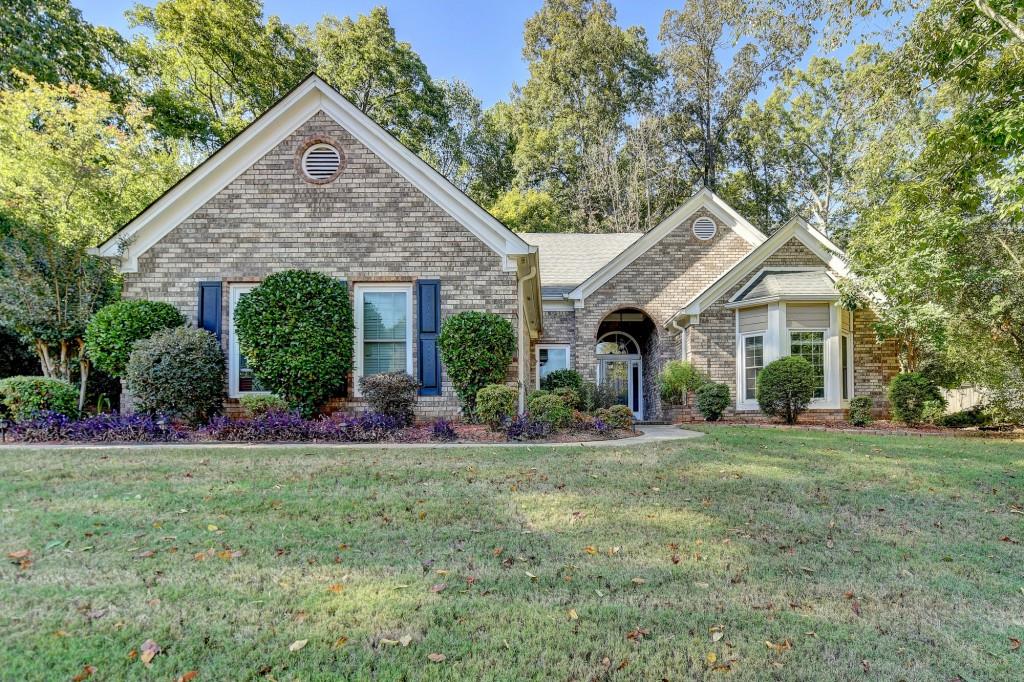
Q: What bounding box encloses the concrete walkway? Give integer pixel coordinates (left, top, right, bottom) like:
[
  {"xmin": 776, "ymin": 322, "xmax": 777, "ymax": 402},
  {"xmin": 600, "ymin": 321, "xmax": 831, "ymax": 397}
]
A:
[{"xmin": 0, "ymin": 425, "xmax": 703, "ymax": 451}]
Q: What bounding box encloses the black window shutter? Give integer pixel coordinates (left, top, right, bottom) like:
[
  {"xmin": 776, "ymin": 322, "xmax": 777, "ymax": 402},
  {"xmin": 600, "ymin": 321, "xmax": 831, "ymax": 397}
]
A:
[
  {"xmin": 197, "ymin": 281, "xmax": 222, "ymax": 340},
  {"xmin": 416, "ymin": 279, "xmax": 441, "ymax": 396}
]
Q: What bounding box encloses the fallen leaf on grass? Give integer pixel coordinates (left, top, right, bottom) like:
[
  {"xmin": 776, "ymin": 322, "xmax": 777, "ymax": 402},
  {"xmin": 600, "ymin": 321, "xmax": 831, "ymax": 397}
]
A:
[
  {"xmin": 8, "ymin": 549, "xmax": 30, "ymax": 559},
  {"xmin": 525, "ymin": 571, "xmax": 537, "ymax": 580},
  {"xmin": 711, "ymin": 631, "xmax": 724, "ymax": 642},
  {"xmin": 206, "ymin": 525, "xmax": 218, "ymax": 532},
  {"xmin": 176, "ymin": 672, "xmax": 198, "ymax": 682},
  {"xmin": 140, "ymin": 639, "xmax": 162, "ymax": 666},
  {"xmin": 765, "ymin": 639, "xmax": 792, "ymax": 652},
  {"xmin": 1011, "ymin": 638, "xmax": 1021, "ymax": 651},
  {"xmin": 430, "ymin": 583, "xmax": 447, "ymax": 593},
  {"xmin": 427, "ymin": 653, "xmax": 446, "ymax": 662},
  {"xmin": 216, "ymin": 549, "xmax": 243, "ymax": 560},
  {"xmin": 626, "ymin": 627, "xmax": 649, "ymax": 641},
  {"xmin": 493, "ymin": 546, "xmax": 503, "ymax": 557},
  {"xmin": 333, "ymin": 636, "xmax": 348, "ymax": 648},
  {"xmin": 399, "ymin": 635, "xmax": 413, "ymax": 647},
  {"xmin": 567, "ymin": 608, "xmax": 578, "ymax": 620},
  {"xmin": 71, "ymin": 665, "xmax": 97, "ymax": 682},
  {"xmin": 583, "ymin": 545, "xmax": 597, "ymax": 555},
  {"xmin": 288, "ymin": 639, "xmax": 307, "ymax": 652},
  {"xmin": 631, "ymin": 577, "xmax": 646, "ymax": 585},
  {"xmin": 136, "ymin": 550, "xmax": 156, "ymax": 559},
  {"xmin": 851, "ymin": 600, "xmax": 862, "ymax": 617},
  {"xmin": 706, "ymin": 652, "xmax": 717, "ymax": 664}
]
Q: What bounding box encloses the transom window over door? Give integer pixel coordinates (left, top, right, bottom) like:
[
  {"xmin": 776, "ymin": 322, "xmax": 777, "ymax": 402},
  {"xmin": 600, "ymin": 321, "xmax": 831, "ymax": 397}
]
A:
[
  {"xmin": 790, "ymin": 331, "xmax": 826, "ymax": 399},
  {"xmin": 743, "ymin": 335, "xmax": 764, "ymax": 400},
  {"xmin": 355, "ymin": 284, "xmax": 413, "ymax": 388}
]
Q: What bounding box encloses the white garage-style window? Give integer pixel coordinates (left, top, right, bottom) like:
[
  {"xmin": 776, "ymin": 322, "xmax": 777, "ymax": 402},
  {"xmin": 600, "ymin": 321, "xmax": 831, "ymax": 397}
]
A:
[
  {"xmin": 354, "ymin": 283, "xmax": 413, "ymax": 393},
  {"xmin": 536, "ymin": 344, "xmax": 571, "ymax": 388},
  {"xmin": 228, "ymin": 283, "xmax": 268, "ymax": 397}
]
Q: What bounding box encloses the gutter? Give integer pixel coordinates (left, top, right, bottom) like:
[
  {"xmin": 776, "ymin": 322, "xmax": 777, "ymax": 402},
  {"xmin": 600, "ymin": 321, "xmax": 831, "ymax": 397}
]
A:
[{"xmin": 517, "ymin": 259, "xmax": 539, "ymax": 414}]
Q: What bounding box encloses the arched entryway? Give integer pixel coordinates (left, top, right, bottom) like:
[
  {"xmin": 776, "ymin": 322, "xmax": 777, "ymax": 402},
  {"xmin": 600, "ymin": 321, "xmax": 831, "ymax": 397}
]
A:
[{"xmin": 596, "ymin": 309, "xmax": 657, "ymax": 420}]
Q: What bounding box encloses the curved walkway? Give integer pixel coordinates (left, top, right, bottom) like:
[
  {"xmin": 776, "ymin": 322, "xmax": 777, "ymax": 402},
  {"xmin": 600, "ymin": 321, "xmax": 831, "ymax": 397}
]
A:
[{"xmin": 0, "ymin": 425, "xmax": 703, "ymax": 451}]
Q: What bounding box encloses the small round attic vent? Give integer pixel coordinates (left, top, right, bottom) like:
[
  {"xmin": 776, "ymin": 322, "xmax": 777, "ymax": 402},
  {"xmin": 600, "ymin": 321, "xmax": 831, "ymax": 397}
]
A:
[
  {"xmin": 692, "ymin": 216, "xmax": 717, "ymax": 240},
  {"xmin": 300, "ymin": 142, "xmax": 343, "ymax": 183}
]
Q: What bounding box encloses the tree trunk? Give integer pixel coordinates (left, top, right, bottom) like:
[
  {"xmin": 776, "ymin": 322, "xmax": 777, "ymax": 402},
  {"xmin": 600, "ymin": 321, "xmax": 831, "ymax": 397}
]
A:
[{"xmin": 77, "ymin": 339, "xmax": 89, "ymax": 413}]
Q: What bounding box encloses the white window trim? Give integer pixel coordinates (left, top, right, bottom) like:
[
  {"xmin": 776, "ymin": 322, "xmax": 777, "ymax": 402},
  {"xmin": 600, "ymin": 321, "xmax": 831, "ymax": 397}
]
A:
[
  {"xmin": 737, "ymin": 331, "xmax": 767, "ymax": 411},
  {"xmin": 535, "ymin": 343, "xmax": 571, "ymax": 389},
  {"xmin": 228, "ymin": 283, "xmax": 270, "ymax": 398},
  {"xmin": 841, "ymin": 331, "xmax": 855, "ymax": 404},
  {"xmin": 354, "ymin": 283, "xmax": 414, "ymax": 396},
  {"xmin": 787, "ymin": 327, "xmax": 831, "ymax": 407}
]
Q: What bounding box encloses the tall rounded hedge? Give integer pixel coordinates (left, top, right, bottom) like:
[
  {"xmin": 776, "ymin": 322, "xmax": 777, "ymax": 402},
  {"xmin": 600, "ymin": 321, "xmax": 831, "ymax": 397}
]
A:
[
  {"xmin": 124, "ymin": 326, "xmax": 226, "ymax": 425},
  {"xmin": 85, "ymin": 300, "xmax": 186, "ymax": 376},
  {"xmin": 888, "ymin": 372, "xmax": 945, "ymax": 425},
  {"xmin": 757, "ymin": 356, "xmax": 816, "ymax": 424},
  {"xmin": 233, "ymin": 270, "xmax": 354, "ymax": 416},
  {"xmin": 0, "ymin": 376, "xmax": 79, "ymax": 422},
  {"xmin": 437, "ymin": 311, "xmax": 516, "ymax": 417}
]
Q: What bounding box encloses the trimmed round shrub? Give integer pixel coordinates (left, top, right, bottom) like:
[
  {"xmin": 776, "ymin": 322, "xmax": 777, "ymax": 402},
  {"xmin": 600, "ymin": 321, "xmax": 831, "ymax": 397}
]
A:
[
  {"xmin": 437, "ymin": 311, "xmax": 516, "ymax": 417},
  {"xmin": 888, "ymin": 372, "xmax": 945, "ymax": 425},
  {"xmin": 0, "ymin": 376, "xmax": 79, "ymax": 422},
  {"xmin": 527, "ymin": 391, "xmax": 572, "ymax": 429},
  {"xmin": 756, "ymin": 356, "xmax": 816, "ymax": 424},
  {"xmin": 359, "ymin": 372, "xmax": 418, "ymax": 426},
  {"xmin": 696, "ymin": 382, "xmax": 730, "ymax": 421},
  {"xmin": 85, "ymin": 300, "xmax": 185, "ymax": 377},
  {"xmin": 239, "ymin": 394, "xmax": 288, "ymax": 418},
  {"xmin": 234, "ymin": 270, "xmax": 354, "ymax": 417},
  {"xmin": 848, "ymin": 396, "xmax": 874, "ymax": 427},
  {"xmin": 476, "ymin": 383, "xmax": 518, "ymax": 429},
  {"xmin": 124, "ymin": 327, "xmax": 226, "ymax": 426},
  {"xmin": 596, "ymin": 404, "xmax": 634, "ymax": 429},
  {"xmin": 540, "ymin": 368, "xmax": 583, "ymax": 393},
  {"xmin": 658, "ymin": 360, "xmax": 707, "ymax": 405}
]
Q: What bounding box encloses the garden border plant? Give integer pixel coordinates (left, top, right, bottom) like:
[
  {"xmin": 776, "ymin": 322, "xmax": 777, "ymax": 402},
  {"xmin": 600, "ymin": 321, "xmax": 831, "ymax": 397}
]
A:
[
  {"xmin": 437, "ymin": 311, "xmax": 515, "ymax": 418},
  {"xmin": 84, "ymin": 299, "xmax": 185, "ymax": 377}
]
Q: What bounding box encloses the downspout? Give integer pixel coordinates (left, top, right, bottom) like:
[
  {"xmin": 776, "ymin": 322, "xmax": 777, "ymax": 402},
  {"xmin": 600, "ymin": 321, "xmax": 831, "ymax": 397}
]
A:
[
  {"xmin": 671, "ymin": 318, "xmax": 687, "ymax": 360},
  {"xmin": 517, "ymin": 260, "xmax": 538, "ymax": 414}
]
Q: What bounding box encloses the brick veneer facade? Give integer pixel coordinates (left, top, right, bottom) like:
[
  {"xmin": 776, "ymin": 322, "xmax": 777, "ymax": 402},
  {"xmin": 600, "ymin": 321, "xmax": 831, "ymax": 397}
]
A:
[{"xmin": 122, "ymin": 112, "xmax": 519, "ymax": 419}]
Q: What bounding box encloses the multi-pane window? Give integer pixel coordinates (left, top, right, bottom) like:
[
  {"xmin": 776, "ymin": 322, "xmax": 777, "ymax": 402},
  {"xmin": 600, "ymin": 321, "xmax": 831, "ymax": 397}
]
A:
[
  {"xmin": 790, "ymin": 331, "xmax": 826, "ymax": 399},
  {"xmin": 537, "ymin": 345, "xmax": 570, "ymax": 387},
  {"xmin": 360, "ymin": 289, "xmax": 410, "ymax": 376},
  {"xmin": 743, "ymin": 335, "xmax": 764, "ymax": 400}
]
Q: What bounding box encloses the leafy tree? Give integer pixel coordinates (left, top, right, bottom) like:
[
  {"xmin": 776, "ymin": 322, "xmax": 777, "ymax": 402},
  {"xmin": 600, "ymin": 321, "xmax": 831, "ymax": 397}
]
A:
[
  {"xmin": 659, "ymin": 0, "xmax": 810, "ymax": 192},
  {"xmin": 467, "ymin": 102, "xmax": 519, "ymax": 207},
  {"xmin": 489, "ymin": 189, "xmax": 569, "ymax": 233},
  {"xmin": 512, "ymin": 0, "xmax": 660, "ymax": 231},
  {"xmin": 0, "ymin": 0, "xmax": 127, "ymax": 95},
  {"xmin": 124, "ymin": 0, "xmax": 314, "ymax": 151}
]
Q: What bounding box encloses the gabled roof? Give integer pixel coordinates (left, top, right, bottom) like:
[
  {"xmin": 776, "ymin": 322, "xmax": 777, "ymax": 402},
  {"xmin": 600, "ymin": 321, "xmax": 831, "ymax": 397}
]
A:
[
  {"xmin": 669, "ymin": 216, "xmax": 849, "ymax": 325},
  {"xmin": 93, "ymin": 73, "xmax": 534, "ymax": 273},
  {"xmin": 726, "ymin": 269, "xmax": 839, "ymax": 308},
  {"xmin": 566, "ymin": 189, "xmax": 767, "ymax": 302},
  {"xmin": 519, "ymin": 232, "xmax": 642, "ymax": 299}
]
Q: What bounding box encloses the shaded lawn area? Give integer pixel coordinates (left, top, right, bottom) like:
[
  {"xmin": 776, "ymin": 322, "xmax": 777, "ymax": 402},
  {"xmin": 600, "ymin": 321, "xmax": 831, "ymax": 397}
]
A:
[{"xmin": 1, "ymin": 429, "xmax": 1022, "ymax": 681}]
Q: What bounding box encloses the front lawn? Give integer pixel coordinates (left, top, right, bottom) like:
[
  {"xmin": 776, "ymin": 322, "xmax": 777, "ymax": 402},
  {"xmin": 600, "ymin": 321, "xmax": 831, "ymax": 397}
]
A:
[{"xmin": 2, "ymin": 428, "xmax": 1022, "ymax": 680}]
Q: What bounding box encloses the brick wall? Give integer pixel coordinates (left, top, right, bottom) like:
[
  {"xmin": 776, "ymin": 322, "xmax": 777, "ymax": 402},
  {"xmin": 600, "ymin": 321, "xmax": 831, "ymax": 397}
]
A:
[{"xmin": 123, "ymin": 111, "xmax": 519, "ymax": 419}]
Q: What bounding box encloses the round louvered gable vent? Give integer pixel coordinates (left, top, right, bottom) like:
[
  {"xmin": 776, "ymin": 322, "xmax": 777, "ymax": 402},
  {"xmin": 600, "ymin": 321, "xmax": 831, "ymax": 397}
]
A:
[
  {"xmin": 300, "ymin": 143, "xmax": 343, "ymax": 183},
  {"xmin": 692, "ymin": 216, "xmax": 717, "ymax": 240}
]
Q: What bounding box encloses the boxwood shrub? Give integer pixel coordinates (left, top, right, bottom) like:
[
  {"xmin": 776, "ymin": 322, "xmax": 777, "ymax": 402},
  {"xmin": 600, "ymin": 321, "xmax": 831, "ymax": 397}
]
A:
[
  {"xmin": 239, "ymin": 394, "xmax": 288, "ymax": 417},
  {"xmin": 595, "ymin": 404, "xmax": 634, "ymax": 429},
  {"xmin": 540, "ymin": 368, "xmax": 583, "ymax": 393},
  {"xmin": 437, "ymin": 311, "xmax": 516, "ymax": 417},
  {"xmin": 358, "ymin": 372, "xmax": 418, "ymax": 426},
  {"xmin": 848, "ymin": 396, "xmax": 874, "ymax": 426},
  {"xmin": 234, "ymin": 270, "xmax": 354, "ymax": 416},
  {"xmin": 0, "ymin": 376, "xmax": 79, "ymax": 422},
  {"xmin": 756, "ymin": 356, "xmax": 817, "ymax": 424},
  {"xmin": 888, "ymin": 372, "xmax": 945, "ymax": 425},
  {"xmin": 527, "ymin": 391, "xmax": 572, "ymax": 429},
  {"xmin": 696, "ymin": 382, "xmax": 730, "ymax": 421},
  {"xmin": 85, "ymin": 300, "xmax": 185, "ymax": 377},
  {"xmin": 476, "ymin": 383, "xmax": 518, "ymax": 429},
  {"xmin": 124, "ymin": 327, "xmax": 226, "ymax": 426}
]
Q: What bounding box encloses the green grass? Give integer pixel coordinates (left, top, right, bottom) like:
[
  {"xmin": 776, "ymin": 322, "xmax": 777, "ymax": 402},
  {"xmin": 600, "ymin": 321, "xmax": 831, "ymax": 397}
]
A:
[{"xmin": 2, "ymin": 428, "xmax": 1022, "ymax": 681}]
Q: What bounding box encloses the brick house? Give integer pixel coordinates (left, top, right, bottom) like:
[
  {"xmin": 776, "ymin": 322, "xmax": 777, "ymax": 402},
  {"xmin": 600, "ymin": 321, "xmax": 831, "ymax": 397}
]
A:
[{"xmin": 94, "ymin": 75, "xmax": 898, "ymax": 421}]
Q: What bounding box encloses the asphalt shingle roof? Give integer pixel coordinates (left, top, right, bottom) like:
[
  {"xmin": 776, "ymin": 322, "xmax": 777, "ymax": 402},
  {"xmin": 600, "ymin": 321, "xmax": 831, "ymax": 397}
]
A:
[
  {"xmin": 734, "ymin": 270, "xmax": 838, "ymax": 303},
  {"xmin": 519, "ymin": 232, "xmax": 643, "ymax": 298}
]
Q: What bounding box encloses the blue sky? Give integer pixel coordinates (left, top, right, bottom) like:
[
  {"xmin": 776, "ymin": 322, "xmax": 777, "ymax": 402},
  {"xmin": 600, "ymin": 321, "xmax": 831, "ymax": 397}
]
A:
[{"xmin": 75, "ymin": 1, "xmax": 891, "ymax": 108}]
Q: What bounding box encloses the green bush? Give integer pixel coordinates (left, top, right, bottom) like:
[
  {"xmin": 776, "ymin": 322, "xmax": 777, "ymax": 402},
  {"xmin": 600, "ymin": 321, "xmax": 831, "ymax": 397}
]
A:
[
  {"xmin": 552, "ymin": 386, "xmax": 581, "ymax": 410},
  {"xmin": 848, "ymin": 396, "xmax": 874, "ymax": 427},
  {"xmin": 234, "ymin": 270, "xmax": 354, "ymax": 417},
  {"xmin": 85, "ymin": 300, "xmax": 185, "ymax": 377},
  {"xmin": 476, "ymin": 383, "xmax": 518, "ymax": 429},
  {"xmin": 658, "ymin": 360, "xmax": 707, "ymax": 405},
  {"xmin": 540, "ymin": 368, "xmax": 583, "ymax": 393},
  {"xmin": 695, "ymin": 382, "xmax": 730, "ymax": 421},
  {"xmin": 527, "ymin": 391, "xmax": 572, "ymax": 429},
  {"xmin": 596, "ymin": 404, "xmax": 634, "ymax": 429},
  {"xmin": 359, "ymin": 372, "xmax": 418, "ymax": 426},
  {"xmin": 580, "ymin": 381, "xmax": 616, "ymax": 412},
  {"xmin": 921, "ymin": 399, "xmax": 947, "ymax": 425},
  {"xmin": 888, "ymin": 372, "xmax": 945, "ymax": 425},
  {"xmin": 125, "ymin": 327, "xmax": 226, "ymax": 426},
  {"xmin": 936, "ymin": 405, "xmax": 991, "ymax": 429},
  {"xmin": 239, "ymin": 394, "xmax": 288, "ymax": 417},
  {"xmin": 437, "ymin": 311, "xmax": 516, "ymax": 417},
  {"xmin": 756, "ymin": 356, "xmax": 817, "ymax": 424},
  {"xmin": 0, "ymin": 376, "xmax": 79, "ymax": 422}
]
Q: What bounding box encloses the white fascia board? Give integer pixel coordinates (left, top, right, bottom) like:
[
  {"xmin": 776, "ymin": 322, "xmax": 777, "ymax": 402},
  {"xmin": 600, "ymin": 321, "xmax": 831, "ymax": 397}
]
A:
[
  {"xmin": 667, "ymin": 218, "xmax": 852, "ymax": 326},
  {"xmin": 727, "ymin": 265, "xmax": 828, "ymax": 304},
  {"xmin": 97, "ymin": 75, "xmax": 530, "ymax": 273},
  {"xmin": 724, "ymin": 294, "xmax": 840, "ymax": 310},
  {"xmin": 566, "ymin": 189, "xmax": 767, "ymax": 302}
]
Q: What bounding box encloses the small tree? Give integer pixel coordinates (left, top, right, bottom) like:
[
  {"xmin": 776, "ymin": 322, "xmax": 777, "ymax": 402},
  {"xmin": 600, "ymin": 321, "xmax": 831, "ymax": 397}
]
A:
[
  {"xmin": 85, "ymin": 300, "xmax": 185, "ymax": 377},
  {"xmin": 437, "ymin": 311, "xmax": 516, "ymax": 417},
  {"xmin": 695, "ymin": 382, "xmax": 730, "ymax": 421},
  {"xmin": 757, "ymin": 356, "xmax": 816, "ymax": 424},
  {"xmin": 233, "ymin": 270, "xmax": 354, "ymax": 416}
]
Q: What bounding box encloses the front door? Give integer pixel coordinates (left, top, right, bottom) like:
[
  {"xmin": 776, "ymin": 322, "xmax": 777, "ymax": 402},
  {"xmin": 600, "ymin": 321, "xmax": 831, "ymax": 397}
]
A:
[{"xmin": 599, "ymin": 357, "xmax": 642, "ymax": 419}]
